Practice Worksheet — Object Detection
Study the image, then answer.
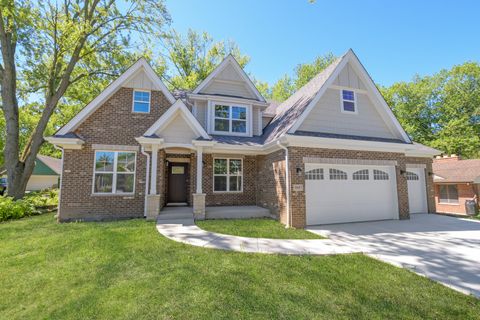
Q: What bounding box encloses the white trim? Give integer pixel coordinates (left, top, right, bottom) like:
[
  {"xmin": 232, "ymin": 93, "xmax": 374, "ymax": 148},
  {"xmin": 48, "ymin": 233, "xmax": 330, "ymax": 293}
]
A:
[
  {"xmin": 212, "ymin": 157, "xmax": 243, "ymax": 193},
  {"xmin": 44, "ymin": 136, "xmax": 84, "ymax": 149},
  {"xmin": 143, "ymin": 100, "xmax": 209, "ymax": 139},
  {"xmin": 304, "ymin": 157, "xmax": 397, "ymax": 166},
  {"xmin": 406, "ymin": 163, "xmax": 427, "ymax": 169},
  {"xmin": 210, "ymin": 102, "xmax": 252, "ymax": 137},
  {"xmin": 57, "ymin": 59, "xmax": 175, "ymax": 135},
  {"xmin": 192, "ymin": 55, "xmax": 265, "ymax": 102},
  {"xmin": 257, "ymin": 109, "xmax": 262, "ymax": 135},
  {"xmin": 196, "ymin": 147, "xmax": 203, "ymax": 194},
  {"xmin": 132, "ymin": 89, "xmax": 151, "ymax": 113},
  {"xmin": 187, "ymin": 93, "xmax": 269, "ymax": 107},
  {"xmin": 92, "ymin": 144, "xmax": 139, "ymax": 151},
  {"xmin": 288, "ymin": 50, "xmax": 412, "ymax": 143},
  {"xmin": 92, "ymin": 150, "xmax": 137, "ymax": 196},
  {"xmin": 340, "ymin": 89, "xmax": 358, "ymax": 114}
]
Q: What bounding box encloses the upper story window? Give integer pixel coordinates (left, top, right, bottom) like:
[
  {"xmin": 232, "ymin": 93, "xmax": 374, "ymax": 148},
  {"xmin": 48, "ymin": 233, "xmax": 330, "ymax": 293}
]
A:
[
  {"xmin": 341, "ymin": 89, "xmax": 356, "ymax": 113},
  {"xmin": 133, "ymin": 90, "xmax": 150, "ymax": 113},
  {"xmin": 212, "ymin": 103, "xmax": 249, "ymax": 135},
  {"xmin": 93, "ymin": 151, "xmax": 136, "ymax": 194}
]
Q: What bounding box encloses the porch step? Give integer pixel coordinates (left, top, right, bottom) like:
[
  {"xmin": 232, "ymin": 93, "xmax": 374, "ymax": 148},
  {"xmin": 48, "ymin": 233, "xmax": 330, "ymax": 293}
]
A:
[
  {"xmin": 205, "ymin": 206, "xmax": 272, "ymax": 220},
  {"xmin": 158, "ymin": 206, "xmax": 194, "ymax": 221}
]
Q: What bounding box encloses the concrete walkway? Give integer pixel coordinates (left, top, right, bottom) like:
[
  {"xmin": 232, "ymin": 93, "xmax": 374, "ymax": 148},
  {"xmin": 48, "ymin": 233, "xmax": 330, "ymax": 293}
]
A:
[
  {"xmin": 307, "ymin": 214, "xmax": 480, "ymax": 298},
  {"xmin": 156, "ymin": 215, "xmax": 361, "ymax": 255}
]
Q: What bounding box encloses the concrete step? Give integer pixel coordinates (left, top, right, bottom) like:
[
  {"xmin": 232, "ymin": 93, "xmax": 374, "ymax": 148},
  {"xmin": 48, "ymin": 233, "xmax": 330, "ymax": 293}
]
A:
[
  {"xmin": 205, "ymin": 206, "xmax": 271, "ymax": 219},
  {"xmin": 158, "ymin": 211, "xmax": 193, "ymax": 220}
]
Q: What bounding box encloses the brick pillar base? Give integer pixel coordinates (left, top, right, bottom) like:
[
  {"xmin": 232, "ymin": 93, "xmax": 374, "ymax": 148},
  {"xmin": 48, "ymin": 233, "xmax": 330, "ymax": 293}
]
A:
[
  {"xmin": 145, "ymin": 195, "xmax": 160, "ymax": 220},
  {"xmin": 193, "ymin": 193, "xmax": 206, "ymax": 220}
]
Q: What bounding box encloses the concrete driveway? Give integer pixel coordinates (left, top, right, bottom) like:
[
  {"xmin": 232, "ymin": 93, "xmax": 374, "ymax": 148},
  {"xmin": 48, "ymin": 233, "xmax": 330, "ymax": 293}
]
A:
[{"xmin": 307, "ymin": 214, "xmax": 480, "ymax": 298}]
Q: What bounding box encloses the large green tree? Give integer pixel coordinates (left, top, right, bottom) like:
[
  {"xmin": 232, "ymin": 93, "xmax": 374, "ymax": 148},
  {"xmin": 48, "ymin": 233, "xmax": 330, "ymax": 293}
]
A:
[
  {"xmin": 271, "ymin": 53, "xmax": 337, "ymax": 102},
  {"xmin": 382, "ymin": 62, "xmax": 480, "ymax": 158},
  {"xmin": 158, "ymin": 29, "xmax": 249, "ymax": 91},
  {"xmin": 0, "ymin": 0, "xmax": 170, "ymax": 198}
]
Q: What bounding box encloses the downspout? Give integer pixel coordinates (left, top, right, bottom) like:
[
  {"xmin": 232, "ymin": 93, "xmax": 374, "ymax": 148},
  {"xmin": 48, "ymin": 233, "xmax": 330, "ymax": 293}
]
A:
[
  {"xmin": 277, "ymin": 141, "xmax": 291, "ymax": 228},
  {"xmin": 141, "ymin": 147, "xmax": 150, "ymax": 217},
  {"xmin": 53, "ymin": 145, "xmax": 64, "ymax": 219}
]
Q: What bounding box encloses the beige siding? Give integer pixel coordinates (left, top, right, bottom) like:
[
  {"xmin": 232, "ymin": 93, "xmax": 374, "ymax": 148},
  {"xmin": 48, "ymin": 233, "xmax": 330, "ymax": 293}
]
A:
[
  {"xmin": 298, "ymin": 88, "xmax": 396, "ymax": 139},
  {"xmin": 194, "ymin": 100, "xmax": 207, "ymax": 128},
  {"xmin": 199, "ymin": 63, "xmax": 257, "ymax": 99},
  {"xmin": 26, "ymin": 175, "xmax": 58, "ymax": 191},
  {"xmin": 124, "ymin": 70, "xmax": 156, "ymax": 90},
  {"xmin": 253, "ymin": 106, "xmax": 261, "ymax": 136},
  {"xmin": 333, "ymin": 62, "xmax": 366, "ymax": 90},
  {"xmin": 158, "ymin": 114, "xmax": 198, "ymax": 144}
]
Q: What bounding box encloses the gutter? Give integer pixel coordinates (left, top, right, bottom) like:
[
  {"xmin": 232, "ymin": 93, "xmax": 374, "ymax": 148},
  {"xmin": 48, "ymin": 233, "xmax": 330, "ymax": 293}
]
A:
[
  {"xmin": 53, "ymin": 145, "xmax": 64, "ymax": 218},
  {"xmin": 140, "ymin": 147, "xmax": 150, "ymax": 217},
  {"xmin": 277, "ymin": 141, "xmax": 291, "ymax": 228}
]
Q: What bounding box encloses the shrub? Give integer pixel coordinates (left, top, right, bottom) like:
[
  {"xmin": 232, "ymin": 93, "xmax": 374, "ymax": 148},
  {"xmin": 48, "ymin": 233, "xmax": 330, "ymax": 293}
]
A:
[{"xmin": 0, "ymin": 189, "xmax": 59, "ymax": 222}]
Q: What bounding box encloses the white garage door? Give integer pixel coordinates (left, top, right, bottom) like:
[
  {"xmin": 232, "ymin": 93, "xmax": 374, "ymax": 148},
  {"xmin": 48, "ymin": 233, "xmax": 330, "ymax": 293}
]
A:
[
  {"xmin": 305, "ymin": 164, "xmax": 399, "ymax": 225},
  {"xmin": 406, "ymin": 168, "xmax": 428, "ymax": 213}
]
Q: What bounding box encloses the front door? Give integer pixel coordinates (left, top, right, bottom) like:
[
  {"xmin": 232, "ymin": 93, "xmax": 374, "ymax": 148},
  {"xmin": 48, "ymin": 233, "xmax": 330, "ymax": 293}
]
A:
[{"xmin": 167, "ymin": 163, "xmax": 188, "ymax": 204}]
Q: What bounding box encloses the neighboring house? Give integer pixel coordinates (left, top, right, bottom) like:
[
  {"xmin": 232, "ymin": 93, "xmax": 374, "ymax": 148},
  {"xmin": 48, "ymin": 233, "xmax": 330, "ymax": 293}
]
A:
[
  {"xmin": 46, "ymin": 49, "xmax": 439, "ymax": 227},
  {"xmin": 433, "ymin": 155, "xmax": 480, "ymax": 215},
  {"xmin": 1, "ymin": 155, "xmax": 61, "ymax": 191}
]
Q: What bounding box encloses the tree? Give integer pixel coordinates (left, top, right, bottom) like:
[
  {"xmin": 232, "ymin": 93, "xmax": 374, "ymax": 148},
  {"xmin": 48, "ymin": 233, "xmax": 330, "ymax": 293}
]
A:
[
  {"xmin": 270, "ymin": 53, "xmax": 337, "ymax": 102},
  {"xmin": 0, "ymin": 0, "xmax": 170, "ymax": 198},
  {"xmin": 382, "ymin": 62, "xmax": 480, "ymax": 158},
  {"xmin": 158, "ymin": 29, "xmax": 249, "ymax": 91}
]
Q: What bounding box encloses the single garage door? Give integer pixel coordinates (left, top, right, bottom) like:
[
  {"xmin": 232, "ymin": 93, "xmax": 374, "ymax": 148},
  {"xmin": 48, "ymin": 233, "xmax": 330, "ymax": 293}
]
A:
[
  {"xmin": 406, "ymin": 167, "xmax": 428, "ymax": 213},
  {"xmin": 305, "ymin": 164, "xmax": 399, "ymax": 225}
]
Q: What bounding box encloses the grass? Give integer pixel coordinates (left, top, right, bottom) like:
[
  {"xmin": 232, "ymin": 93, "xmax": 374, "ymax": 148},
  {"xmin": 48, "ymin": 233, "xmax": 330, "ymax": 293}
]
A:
[
  {"xmin": 1, "ymin": 214, "xmax": 479, "ymax": 319},
  {"xmin": 196, "ymin": 218, "xmax": 324, "ymax": 239}
]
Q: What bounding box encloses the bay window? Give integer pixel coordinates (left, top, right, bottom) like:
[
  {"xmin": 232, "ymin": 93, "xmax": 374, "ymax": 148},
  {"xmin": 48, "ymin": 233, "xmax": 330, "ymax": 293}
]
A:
[
  {"xmin": 93, "ymin": 151, "xmax": 136, "ymax": 194},
  {"xmin": 213, "ymin": 158, "xmax": 243, "ymax": 192}
]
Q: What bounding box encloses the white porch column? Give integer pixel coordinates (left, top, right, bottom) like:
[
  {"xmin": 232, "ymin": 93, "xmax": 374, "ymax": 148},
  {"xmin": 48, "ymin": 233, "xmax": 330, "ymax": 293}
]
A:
[
  {"xmin": 150, "ymin": 145, "xmax": 159, "ymax": 195},
  {"xmin": 196, "ymin": 146, "xmax": 203, "ymax": 194}
]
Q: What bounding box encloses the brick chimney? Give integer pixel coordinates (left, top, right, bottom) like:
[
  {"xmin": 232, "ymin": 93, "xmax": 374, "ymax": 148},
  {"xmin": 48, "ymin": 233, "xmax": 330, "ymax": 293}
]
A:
[{"xmin": 434, "ymin": 154, "xmax": 461, "ymax": 162}]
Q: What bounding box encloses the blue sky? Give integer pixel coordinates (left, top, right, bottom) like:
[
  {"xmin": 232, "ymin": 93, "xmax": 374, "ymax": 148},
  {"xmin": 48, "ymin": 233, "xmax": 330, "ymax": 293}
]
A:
[{"xmin": 165, "ymin": 0, "xmax": 479, "ymax": 86}]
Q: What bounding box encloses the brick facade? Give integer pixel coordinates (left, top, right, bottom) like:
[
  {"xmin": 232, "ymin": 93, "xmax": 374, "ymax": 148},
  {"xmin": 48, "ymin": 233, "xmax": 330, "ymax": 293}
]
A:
[
  {"xmin": 285, "ymin": 147, "xmax": 435, "ymax": 228},
  {"xmin": 58, "ymin": 87, "xmax": 171, "ymax": 221},
  {"xmin": 434, "ymin": 183, "xmax": 477, "ymax": 215}
]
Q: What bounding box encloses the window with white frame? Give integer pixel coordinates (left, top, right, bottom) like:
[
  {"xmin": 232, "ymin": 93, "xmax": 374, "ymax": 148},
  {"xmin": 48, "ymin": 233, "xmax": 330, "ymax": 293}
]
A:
[
  {"xmin": 439, "ymin": 185, "xmax": 459, "ymax": 204},
  {"xmin": 213, "ymin": 103, "xmax": 248, "ymax": 134},
  {"xmin": 132, "ymin": 90, "xmax": 150, "ymax": 113},
  {"xmin": 213, "ymin": 158, "xmax": 243, "ymax": 192},
  {"xmin": 329, "ymin": 168, "xmax": 347, "ymax": 180},
  {"xmin": 353, "ymin": 169, "xmax": 369, "ymax": 180},
  {"xmin": 341, "ymin": 90, "xmax": 356, "ymax": 113},
  {"xmin": 305, "ymin": 168, "xmax": 324, "ymax": 180},
  {"xmin": 373, "ymin": 169, "xmax": 389, "ymax": 180},
  {"xmin": 93, "ymin": 151, "xmax": 136, "ymax": 194}
]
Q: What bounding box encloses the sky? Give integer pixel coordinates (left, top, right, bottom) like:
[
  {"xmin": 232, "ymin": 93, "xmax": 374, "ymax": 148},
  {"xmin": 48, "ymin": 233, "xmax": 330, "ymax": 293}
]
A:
[{"xmin": 165, "ymin": 0, "xmax": 480, "ymax": 87}]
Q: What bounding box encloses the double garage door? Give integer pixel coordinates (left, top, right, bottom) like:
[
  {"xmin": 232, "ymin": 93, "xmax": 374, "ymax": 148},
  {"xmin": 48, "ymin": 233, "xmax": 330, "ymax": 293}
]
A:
[
  {"xmin": 305, "ymin": 163, "xmax": 428, "ymax": 225},
  {"xmin": 305, "ymin": 163, "xmax": 399, "ymax": 225}
]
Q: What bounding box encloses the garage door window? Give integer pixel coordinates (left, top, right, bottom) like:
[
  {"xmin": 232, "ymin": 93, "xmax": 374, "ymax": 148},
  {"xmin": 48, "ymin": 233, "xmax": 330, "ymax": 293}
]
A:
[
  {"xmin": 405, "ymin": 171, "xmax": 419, "ymax": 180},
  {"xmin": 353, "ymin": 169, "xmax": 369, "ymax": 180},
  {"xmin": 439, "ymin": 185, "xmax": 459, "ymax": 204},
  {"xmin": 329, "ymin": 168, "xmax": 347, "ymax": 180},
  {"xmin": 373, "ymin": 169, "xmax": 389, "ymax": 180},
  {"xmin": 306, "ymin": 168, "xmax": 324, "ymax": 180}
]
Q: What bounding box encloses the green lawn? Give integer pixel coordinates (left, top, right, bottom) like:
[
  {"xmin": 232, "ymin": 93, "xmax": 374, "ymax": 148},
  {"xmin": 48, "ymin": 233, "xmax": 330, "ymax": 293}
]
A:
[
  {"xmin": 1, "ymin": 214, "xmax": 479, "ymax": 319},
  {"xmin": 196, "ymin": 218, "xmax": 324, "ymax": 239}
]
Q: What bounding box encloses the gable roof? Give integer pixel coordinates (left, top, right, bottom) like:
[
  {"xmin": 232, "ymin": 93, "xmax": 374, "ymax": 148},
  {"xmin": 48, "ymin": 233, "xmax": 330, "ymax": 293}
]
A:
[
  {"xmin": 57, "ymin": 58, "xmax": 176, "ymax": 135},
  {"xmin": 143, "ymin": 100, "xmax": 209, "ymax": 139},
  {"xmin": 262, "ymin": 49, "xmax": 412, "ymax": 144},
  {"xmin": 192, "ymin": 54, "xmax": 266, "ymax": 102},
  {"xmin": 35, "ymin": 155, "xmax": 62, "ymax": 175},
  {"xmin": 433, "ymin": 158, "xmax": 480, "ymax": 183}
]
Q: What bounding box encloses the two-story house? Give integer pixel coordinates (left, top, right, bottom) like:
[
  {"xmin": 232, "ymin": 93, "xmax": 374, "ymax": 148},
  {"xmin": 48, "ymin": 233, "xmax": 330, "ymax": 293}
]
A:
[{"xmin": 47, "ymin": 49, "xmax": 439, "ymax": 227}]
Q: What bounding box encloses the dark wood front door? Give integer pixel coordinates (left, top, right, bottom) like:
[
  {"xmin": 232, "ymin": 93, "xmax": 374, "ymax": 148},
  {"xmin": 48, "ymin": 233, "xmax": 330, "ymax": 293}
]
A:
[{"xmin": 167, "ymin": 163, "xmax": 188, "ymax": 204}]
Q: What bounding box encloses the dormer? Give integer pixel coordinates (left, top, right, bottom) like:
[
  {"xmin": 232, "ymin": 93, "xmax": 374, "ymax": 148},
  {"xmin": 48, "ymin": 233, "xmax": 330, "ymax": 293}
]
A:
[{"xmin": 188, "ymin": 55, "xmax": 269, "ymax": 137}]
